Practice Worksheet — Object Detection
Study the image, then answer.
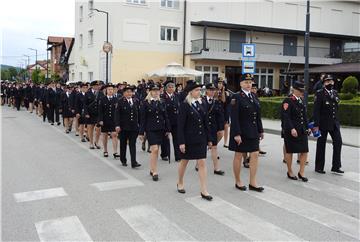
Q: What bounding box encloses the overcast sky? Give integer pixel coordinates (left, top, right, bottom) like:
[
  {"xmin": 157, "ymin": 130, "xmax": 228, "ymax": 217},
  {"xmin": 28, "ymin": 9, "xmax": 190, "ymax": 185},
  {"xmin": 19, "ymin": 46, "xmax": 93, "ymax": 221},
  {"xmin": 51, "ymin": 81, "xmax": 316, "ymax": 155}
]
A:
[{"xmin": 0, "ymin": 0, "xmax": 75, "ymax": 67}]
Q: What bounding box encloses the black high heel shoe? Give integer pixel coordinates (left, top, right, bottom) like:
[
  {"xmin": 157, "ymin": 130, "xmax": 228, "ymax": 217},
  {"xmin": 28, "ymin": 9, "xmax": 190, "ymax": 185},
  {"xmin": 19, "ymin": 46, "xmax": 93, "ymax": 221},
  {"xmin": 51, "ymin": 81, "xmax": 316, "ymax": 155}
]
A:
[
  {"xmin": 113, "ymin": 153, "xmax": 120, "ymax": 159},
  {"xmin": 287, "ymin": 172, "xmax": 298, "ymax": 180},
  {"xmin": 249, "ymin": 184, "xmax": 264, "ymax": 192},
  {"xmin": 298, "ymin": 173, "xmax": 308, "ymax": 182},
  {"xmin": 94, "ymin": 142, "xmax": 101, "ymax": 149},
  {"xmin": 235, "ymin": 184, "xmax": 247, "ymax": 191},
  {"xmin": 103, "ymin": 152, "xmax": 108, "ymax": 157},
  {"xmin": 201, "ymin": 193, "xmax": 213, "ymax": 201},
  {"xmin": 177, "ymin": 184, "xmax": 186, "ymax": 194},
  {"xmin": 152, "ymin": 174, "xmax": 159, "ymax": 181}
]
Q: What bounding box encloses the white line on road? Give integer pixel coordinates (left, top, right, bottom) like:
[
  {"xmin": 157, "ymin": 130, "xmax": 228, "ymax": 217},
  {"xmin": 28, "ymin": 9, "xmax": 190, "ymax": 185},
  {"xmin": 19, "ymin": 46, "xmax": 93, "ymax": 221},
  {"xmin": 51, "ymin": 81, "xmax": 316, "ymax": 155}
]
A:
[
  {"xmin": 91, "ymin": 179, "xmax": 144, "ymax": 191},
  {"xmin": 293, "ymin": 178, "xmax": 359, "ymax": 203},
  {"xmin": 14, "ymin": 187, "xmax": 68, "ymax": 203},
  {"xmin": 247, "ymin": 186, "xmax": 360, "ymax": 240},
  {"xmin": 186, "ymin": 196, "xmax": 302, "ymax": 241},
  {"xmin": 35, "ymin": 216, "xmax": 92, "ymax": 241},
  {"xmin": 339, "ymin": 172, "xmax": 360, "ymax": 183},
  {"xmin": 116, "ymin": 205, "xmax": 196, "ymax": 241}
]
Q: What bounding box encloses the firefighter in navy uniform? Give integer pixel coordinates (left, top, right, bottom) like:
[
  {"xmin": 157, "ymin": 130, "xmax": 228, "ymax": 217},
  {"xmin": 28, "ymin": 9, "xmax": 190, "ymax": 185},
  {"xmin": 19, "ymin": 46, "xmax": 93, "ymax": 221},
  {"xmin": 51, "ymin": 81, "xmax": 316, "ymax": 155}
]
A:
[
  {"xmin": 195, "ymin": 83, "xmax": 225, "ymax": 175},
  {"xmin": 281, "ymin": 80, "xmax": 311, "ymax": 182},
  {"xmin": 114, "ymin": 85, "xmax": 141, "ymax": 168},
  {"xmin": 84, "ymin": 81, "xmax": 99, "ymax": 149},
  {"xmin": 160, "ymin": 80, "xmax": 181, "ymax": 162},
  {"xmin": 313, "ymin": 74, "xmax": 344, "ymax": 174},
  {"xmin": 75, "ymin": 83, "xmax": 88, "ymax": 142},
  {"xmin": 229, "ymin": 74, "xmax": 264, "ymax": 192},
  {"xmin": 45, "ymin": 82, "xmax": 57, "ymax": 124},
  {"xmin": 98, "ymin": 84, "xmax": 119, "ymax": 158}
]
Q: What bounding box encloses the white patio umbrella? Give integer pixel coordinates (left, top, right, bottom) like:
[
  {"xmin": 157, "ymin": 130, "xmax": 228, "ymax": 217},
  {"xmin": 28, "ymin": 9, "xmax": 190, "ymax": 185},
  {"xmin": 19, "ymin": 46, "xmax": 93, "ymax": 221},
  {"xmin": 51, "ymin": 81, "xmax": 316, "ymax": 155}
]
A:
[{"xmin": 147, "ymin": 62, "xmax": 203, "ymax": 78}]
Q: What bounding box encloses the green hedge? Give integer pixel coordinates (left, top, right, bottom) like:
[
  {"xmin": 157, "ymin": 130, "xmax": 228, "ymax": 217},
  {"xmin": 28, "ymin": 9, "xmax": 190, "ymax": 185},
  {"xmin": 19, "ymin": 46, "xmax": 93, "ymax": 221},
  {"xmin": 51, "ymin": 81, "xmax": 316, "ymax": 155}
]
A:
[{"xmin": 259, "ymin": 98, "xmax": 360, "ymax": 127}]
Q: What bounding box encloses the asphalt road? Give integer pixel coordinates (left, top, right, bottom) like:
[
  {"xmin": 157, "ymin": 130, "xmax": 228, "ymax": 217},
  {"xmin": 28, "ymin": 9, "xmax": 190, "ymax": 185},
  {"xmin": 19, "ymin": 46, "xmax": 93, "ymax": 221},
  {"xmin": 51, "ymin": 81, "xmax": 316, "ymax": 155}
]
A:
[{"xmin": 2, "ymin": 105, "xmax": 359, "ymax": 241}]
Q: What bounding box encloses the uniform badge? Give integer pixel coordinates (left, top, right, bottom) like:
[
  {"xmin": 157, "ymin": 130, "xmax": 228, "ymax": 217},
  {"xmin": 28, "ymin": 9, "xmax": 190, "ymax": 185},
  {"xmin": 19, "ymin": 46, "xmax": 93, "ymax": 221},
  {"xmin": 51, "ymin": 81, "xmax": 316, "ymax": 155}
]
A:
[
  {"xmin": 231, "ymin": 99, "xmax": 236, "ymax": 105},
  {"xmin": 283, "ymin": 103, "xmax": 289, "ymax": 110}
]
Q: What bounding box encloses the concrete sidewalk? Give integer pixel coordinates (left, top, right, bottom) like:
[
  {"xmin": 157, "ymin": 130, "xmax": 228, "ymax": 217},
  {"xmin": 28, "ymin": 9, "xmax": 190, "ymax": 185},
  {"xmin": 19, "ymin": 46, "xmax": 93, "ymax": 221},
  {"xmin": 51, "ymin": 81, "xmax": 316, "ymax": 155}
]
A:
[{"xmin": 262, "ymin": 118, "xmax": 360, "ymax": 148}]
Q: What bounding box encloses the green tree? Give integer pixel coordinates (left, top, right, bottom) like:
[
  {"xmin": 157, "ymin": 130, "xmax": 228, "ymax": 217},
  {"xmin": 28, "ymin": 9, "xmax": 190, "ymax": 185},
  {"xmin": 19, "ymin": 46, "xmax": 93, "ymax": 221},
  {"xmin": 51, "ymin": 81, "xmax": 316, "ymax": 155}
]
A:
[
  {"xmin": 8, "ymin": 67, "xmax": 18, "ymax": 80},
  {"xmin": 1, "ymin": 69, "xmax": 10, "ymax": 80},
  {"xmin": 39, "ymin": 73, "xmax": 46, "ymax": 83},
  {"xmin": 31, "ymin": 69, "xmax": 41, "ymax": 84},
  {"xmin": 341, "ymin": 76, "xmax": 359, "ymax": 95}
]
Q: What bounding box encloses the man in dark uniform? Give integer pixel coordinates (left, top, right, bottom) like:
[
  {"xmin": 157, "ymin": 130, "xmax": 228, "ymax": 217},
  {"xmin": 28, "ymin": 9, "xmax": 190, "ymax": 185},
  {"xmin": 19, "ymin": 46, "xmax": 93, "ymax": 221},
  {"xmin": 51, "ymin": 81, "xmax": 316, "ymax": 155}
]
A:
[
  {"xmin": 115, "ymin": 85, "xmax": 141, "ymax": 168},
  {"xmin": 45, "ymin": 82, "xmax": 57, "ymax": 125},
  {"xmin": 160, "ymin": 80, "xmax": 181, "ymax": 162},
  {"xmin": 313, "ymin": 74, "xmax": 344, "ymax": 174},
  {"xmin": 55, "ymin": 83, "xmax": 64, "ymax": 125},
  {"xmin": 13, "ymin": 83, "xmax": 22, "ymax": 111}
]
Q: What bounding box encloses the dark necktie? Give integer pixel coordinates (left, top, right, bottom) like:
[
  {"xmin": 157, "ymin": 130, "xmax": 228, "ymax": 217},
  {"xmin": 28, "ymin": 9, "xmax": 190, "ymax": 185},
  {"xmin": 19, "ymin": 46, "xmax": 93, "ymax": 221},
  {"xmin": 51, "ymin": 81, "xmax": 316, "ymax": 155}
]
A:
[{"xmin": 248, "ymin": 93, "xmax": 253, "ymax": 102}]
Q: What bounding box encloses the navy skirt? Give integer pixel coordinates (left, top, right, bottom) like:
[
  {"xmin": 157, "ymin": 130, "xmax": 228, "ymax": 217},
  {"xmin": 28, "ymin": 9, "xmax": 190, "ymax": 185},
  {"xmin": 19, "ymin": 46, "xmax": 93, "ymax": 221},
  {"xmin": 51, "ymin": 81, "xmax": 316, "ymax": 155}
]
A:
[
  {"xmin": 147, "ymin": 130, "xmax": 164, "ymax": 146},
  {"xmin": 229, "ymin": 137, "xmax": 259, "ymax": 153},
  {"xmin": 284, "ymin": 132, "xmax": 309, "ymax": 153},
  {"xmin": 180, "ymin": 142, "xmax": 207, "ymax": 160}
]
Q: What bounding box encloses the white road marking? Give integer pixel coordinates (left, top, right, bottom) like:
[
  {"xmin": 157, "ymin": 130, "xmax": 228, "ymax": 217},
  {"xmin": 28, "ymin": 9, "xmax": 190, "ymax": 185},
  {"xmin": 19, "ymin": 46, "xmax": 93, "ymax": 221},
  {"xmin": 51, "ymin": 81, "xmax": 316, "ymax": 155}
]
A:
[
  {"xmin": 186, "ymin": 196, "xmax": 302, "ymax": 241},
  {"xmin": 91, "ymin": 179, "xmax": 144, "ymax": 191},
  {"xmin": 293, "ymin": 178, "xmax": 359, "ymax": 203},
  {"xmin": 35, "ymin": 216, "xmax": 92, "ymax": 241},
  {"xmin": 247, "ymin": 186, "xmax": 360, "ymax": 240},
  {"xmin": 14, "ymin": 187, "xmax": 67, "ymax": 203},
  {"xmin": 116, "ymin": 205, "xmax": 196, "ymax": 241}
]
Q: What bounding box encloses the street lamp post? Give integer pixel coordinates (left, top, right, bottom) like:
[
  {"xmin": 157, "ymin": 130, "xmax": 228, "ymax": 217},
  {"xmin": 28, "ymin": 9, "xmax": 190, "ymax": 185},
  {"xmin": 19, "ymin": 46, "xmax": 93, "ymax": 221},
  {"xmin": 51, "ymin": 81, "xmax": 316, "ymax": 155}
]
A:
[
  {"xmin": 28, "ymin": 48, "xmax": 38, "ymax": 72},
  {"xmin": 304, "ymin": 0, "xmax": 310, "ymax": 106},
  {"xmin": 91, "ymin": 8, "xmax": 110, "ymax": 84},
  {"xmin": 36, "ymin": 37, "xmax": 49, "ymax": 80},
  {"xmin": 23, "ymin": 54, "xmax": 30, "ymax": 79}
]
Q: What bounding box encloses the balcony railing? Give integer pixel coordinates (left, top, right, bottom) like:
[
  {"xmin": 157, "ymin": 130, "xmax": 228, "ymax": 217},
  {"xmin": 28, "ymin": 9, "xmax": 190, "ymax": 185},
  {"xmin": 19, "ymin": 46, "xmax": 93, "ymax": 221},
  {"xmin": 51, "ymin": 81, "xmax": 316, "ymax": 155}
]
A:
[{"xmin": 191, "ymin": 39, "xmax": 342, "ymax": 59}]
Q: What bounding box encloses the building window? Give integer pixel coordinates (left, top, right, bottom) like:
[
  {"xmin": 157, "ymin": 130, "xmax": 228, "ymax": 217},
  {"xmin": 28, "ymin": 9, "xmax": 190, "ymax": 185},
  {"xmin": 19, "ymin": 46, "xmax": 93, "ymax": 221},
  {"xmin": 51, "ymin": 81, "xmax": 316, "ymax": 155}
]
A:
[
  {"xmin": 88, "ymin": 0, "xmax": 94, "ymax": 14},
  {"xmin": 254, "ymin": 68, "xmax": 274, "ymax": 88},
  {"xmin": 161, "ymin": 0, "xmax": 179, "ymax": 9},
  {"xmin": 79, "ymin": 34, "xmax": 83, "ymax": 48},
  {"xmin": 195, "ymin": 65, "xmax": 219, "ymax": 84},
  {"xmin": 88, "ymin": 72, "xmax": 93, "ymax": 82},
  {"xmin": 126, "ymin": 0, "xmax": 146, "ymax": 5},
  {"xmin": 79, "ymin": 72, "xmax": 83, "ymax": 81},
  {"xmin": 160, "ymin": 26, "xmax": 179, "ymax": 42},
  {"xmin": 79, "ymin": 5, "xmax": 83, "ymax": 22},
  {"xmin": 88, "ymin": 30, "xmax": 94, "ymax": 46}
]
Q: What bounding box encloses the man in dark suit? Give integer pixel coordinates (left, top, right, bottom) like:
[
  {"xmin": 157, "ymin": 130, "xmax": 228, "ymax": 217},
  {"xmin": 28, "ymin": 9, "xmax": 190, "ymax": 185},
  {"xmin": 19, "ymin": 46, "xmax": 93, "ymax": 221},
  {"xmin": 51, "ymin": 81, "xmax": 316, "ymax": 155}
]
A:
[
  {"xmin": 45, "ymin": 82, "xmax": 57, "ymax": 125},
  {"xmin": 115, "ymin": 85, "xmax": 141, "ymax": 168},
  {"xmin": 313, "ymin": 74, "xmax": 343, "ymax": 174}
]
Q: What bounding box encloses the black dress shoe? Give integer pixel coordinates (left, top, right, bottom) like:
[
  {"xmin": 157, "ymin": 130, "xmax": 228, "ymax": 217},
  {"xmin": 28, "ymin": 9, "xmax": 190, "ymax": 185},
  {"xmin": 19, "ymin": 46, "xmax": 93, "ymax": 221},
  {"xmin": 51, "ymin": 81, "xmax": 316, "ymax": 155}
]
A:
[
  {"xmin": 195, "ymin": 166, "xmax": 199, "ymax": 172},
  {"xmin": 152, "ymin": 174, "xmax": 159, "ymax": 181},
  {"xmin": 113, "ymin": 153, "xmax": 120, "ymax": 159},
  {"xmin": 287, "ymin": 172, "xmax": 298, "ymax": 180},
  {"xmin": 81, "ymin": 138, "xmax": 86, "ymax": 142},
  {"xmin": 94, "ymin": 143, "xmax": 101, "ymax": 149},
  {"xmin": 298, "ymin": 173, "xmax": 308, "ymax": 182},
  {"xmin": 315, "ymin": 169, "xmax": 326, "ymax": 174},
  {"xmin": 161, "ymin": 157, "xmax": 169, "ymax": 161},
  {"xmin": 121, "ymin": 162, "xmax": 128, "ymax": 167},
  {"xmin": 283, "ymin": 159, "xmax": 287, "ymax": 164},
  {"xmin": 177, "ymin": 184, "xmax": 186, "ymax": 194},
  {"xmin": 141, "ymin": 142, "xmax": 146, "ymax": 151},
  {"xmin": 103, "ymin": 152, "xmax": 109, "ymax": 157},
  {"xmin": 201, "ymin": 193, "xmax": 213, "ymax": 201},
  {"xmin": 57, "ymin": 122, "xmax": 61, "ymax": 126},
  {"xmin": 131, "ymin": 163, "xmax": 141, "ymax": 168},
  {"xmin": 249, "ymin": 184, "xmax": 264, "ymax": 192},
  {"xmin": 235, "ymin": 184, "xmax": 247, "ymax": 191},
  {"xmin": 223, "ymin": 145, "xmax": 229, "ymax": 148},
  {"xmin": 89, "ymin": 146, "xmax": 95, "ymax": 149},
  {"xmin": 331, "ymin": 168, "xmax": 344, "ymax": 174},
  {"xmin": 259, "ymin": 150, "xmax": 267, "ymax": 155},
  {"xmin": 214, "ymin": 170, "xmax": 225, "ymax": 176}
]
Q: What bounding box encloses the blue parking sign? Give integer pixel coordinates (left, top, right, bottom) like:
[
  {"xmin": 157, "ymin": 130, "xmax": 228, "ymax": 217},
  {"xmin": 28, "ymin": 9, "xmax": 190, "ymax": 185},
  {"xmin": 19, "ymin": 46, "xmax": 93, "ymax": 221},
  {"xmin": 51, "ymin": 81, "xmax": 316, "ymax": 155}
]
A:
[{"xmin": 242, "ymin": 44, "xmax": 256, "ymax": 58}]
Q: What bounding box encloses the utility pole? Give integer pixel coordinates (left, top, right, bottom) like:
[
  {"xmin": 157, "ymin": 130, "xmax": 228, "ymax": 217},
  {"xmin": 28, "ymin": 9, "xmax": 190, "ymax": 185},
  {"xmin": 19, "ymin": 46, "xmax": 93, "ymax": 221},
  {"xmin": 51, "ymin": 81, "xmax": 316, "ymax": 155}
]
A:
[{"xmin": 304, "ymin": 0, "xmax": 310, "ymax": 106}]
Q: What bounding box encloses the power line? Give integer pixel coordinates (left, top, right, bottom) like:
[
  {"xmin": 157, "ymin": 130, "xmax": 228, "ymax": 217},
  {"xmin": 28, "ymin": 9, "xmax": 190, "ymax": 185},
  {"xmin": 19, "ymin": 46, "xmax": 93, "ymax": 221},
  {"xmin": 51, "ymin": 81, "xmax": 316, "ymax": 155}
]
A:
[{"xmin": 1, "ymin": 54, "xmax": 47, "ymax": 58}]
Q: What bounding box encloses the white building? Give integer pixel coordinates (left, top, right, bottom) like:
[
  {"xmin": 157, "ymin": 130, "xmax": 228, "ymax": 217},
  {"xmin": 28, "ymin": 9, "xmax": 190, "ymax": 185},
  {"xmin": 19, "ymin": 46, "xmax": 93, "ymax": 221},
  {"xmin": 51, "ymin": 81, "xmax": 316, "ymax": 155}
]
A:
[{"xmin": 69, "ymin": 0, "xmax": 360, "ymax": 91}]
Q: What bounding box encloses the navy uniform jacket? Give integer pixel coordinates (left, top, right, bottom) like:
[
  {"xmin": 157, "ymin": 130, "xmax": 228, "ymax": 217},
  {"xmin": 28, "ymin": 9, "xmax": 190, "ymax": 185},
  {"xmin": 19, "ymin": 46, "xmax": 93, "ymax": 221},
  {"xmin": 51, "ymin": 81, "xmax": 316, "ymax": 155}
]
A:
[
  {"xmin": 202, "ymin": 96, "xmax": 225, "ymax": 132},
  {"xmin": 161, "ymin": 92, "xmax": 180, "ymax": 127},
  {"xmin": 313, "ymin": 88, "xmax": 340, "ymax": 131},
  {"xmin": 45, "ymin": 88, "xmax": 57, "ymax": 106},
  {"xmin": 69, "ymin": 91, "xmax": 77, "ymax": 111},
  {"xmin": 84, "ymin": 89, "xmax": 97, "ymax": 116},
  {"xmin": 55, "ymin": 88, "xmax": 63, "ymax": 108},
  {"xmin": 230, "ymin": 90, "xmax": 263, "ymax": 139},
  {"xmin": 139, "ymin": 100, "xmax": 170, "ymax": 135},
  {"xmin": 75, "ymin": 92, "xmax": 86, "ymax": 115},
  {"xmin": 60, "ymin": 92, "xmax": 74, "ymax": 117},
  {"xmin": 177, "ymin": 100, "xmax": 211, "ymax": 145},
  {"xmin": 114, "ymin": 97, "xmax": 140, "ymax": 131},
  {"xmin": 98, "ymin": 96, "xmax": 117, "ymax": 126},
  {"xmin": 281, "ymin": 95, "xmax": 308, "ymax": 135}
]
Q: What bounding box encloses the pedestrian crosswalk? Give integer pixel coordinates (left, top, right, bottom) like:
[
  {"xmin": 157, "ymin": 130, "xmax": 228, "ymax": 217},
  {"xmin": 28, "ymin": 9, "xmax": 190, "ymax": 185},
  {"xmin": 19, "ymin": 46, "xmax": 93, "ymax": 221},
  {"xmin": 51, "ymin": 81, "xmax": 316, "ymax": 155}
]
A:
[
  {"xmin": 90, "ymin": 179, "xmax": 144, "ymax": 191},
  {"xmin": 35, "ymin": 216, "xmax": 92, "ymax": 242},
  {"xmin": 13, "ymin": 187, "xmax": 68, "ymax": 203}
]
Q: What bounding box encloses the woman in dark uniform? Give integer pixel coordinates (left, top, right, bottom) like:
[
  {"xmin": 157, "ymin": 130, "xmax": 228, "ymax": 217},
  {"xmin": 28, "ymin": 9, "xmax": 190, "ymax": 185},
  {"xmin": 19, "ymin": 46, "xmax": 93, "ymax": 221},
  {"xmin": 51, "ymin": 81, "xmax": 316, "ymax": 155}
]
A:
[
  {"xmin": 61, "ymin": 85, "xmax": 75, "ymax": 133},
  {"xmin": 229, "ymin": 74, "xmax": 264, "ymax": 192},
  {"xmin": 281, "ymin": 80, "xmax": 310, "ymax": 182},
  {"xmin": 75, "ymin": 83, "xmax": 88, "ymax": 142},
  {"xmin": 139, "ymin": 83, "xmax": 170, "ymax": 181},
  {"xmin": 98, "ymin": 84, "xmax": 119, "ymax": 158},
  {"xmin": 177, "ymin": 80, "xmax": 213, "ymax": 201}
]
